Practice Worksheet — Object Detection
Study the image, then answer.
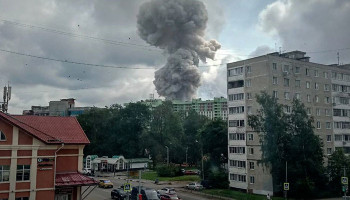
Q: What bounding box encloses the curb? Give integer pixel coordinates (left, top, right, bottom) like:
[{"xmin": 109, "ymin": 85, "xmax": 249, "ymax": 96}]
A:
[{"xmin": 177, "ymin": 188, "xmax": 234, "ymax": 200}]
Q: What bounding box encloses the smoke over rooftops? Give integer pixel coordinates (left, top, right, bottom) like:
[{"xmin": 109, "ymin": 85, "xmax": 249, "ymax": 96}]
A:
[{"xmin": 137, "ymin": 0, "xmax": 221, "ymax": 101}]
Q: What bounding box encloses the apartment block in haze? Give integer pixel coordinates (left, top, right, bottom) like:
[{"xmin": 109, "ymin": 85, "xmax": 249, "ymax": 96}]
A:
[{"xmin": 227, "ymin": 50, "xmax": 350, "ymax": 195}]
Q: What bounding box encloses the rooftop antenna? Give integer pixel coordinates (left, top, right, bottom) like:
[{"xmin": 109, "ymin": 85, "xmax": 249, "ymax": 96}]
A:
[
  {"xmin": 279, "ymin": 47, "xmax": 282, "ymax": 55},
  {"xmin": 1, "ymin": 82, "xmax": 11, "ymax": 113},
  {"xmin": 337, "ymin": 52, "xmax": 340, "ymax": 65}
]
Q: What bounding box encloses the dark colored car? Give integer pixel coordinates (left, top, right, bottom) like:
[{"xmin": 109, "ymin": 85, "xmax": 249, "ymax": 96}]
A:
[
  {"xmin": 201, "ymin": 180, "xmax": 213, "ymax": 189},
  {"xmin": 131, "ymin": 187, "xmax": 160, "ymax": 200},
  {"xmin": 111, "ymin": 188, "xmax": 127, "ymax": 200}
]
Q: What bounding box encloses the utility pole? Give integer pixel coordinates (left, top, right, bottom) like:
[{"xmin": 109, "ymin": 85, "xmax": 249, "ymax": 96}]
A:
[
  {"xmin": 185, "ymin": 146, "xmax": 188, "ymax": 165},
  {"xmin": 165, "ymin": 146, "xmax": 169, "ymax": 166},
  {"xmin": 201, "ymin": 146, "xmax": 204, "ymax": 180},
  {"xmin": 1, "ymin": 83, "xmax": 11, "ymax": 113},
  {"xmin": 285, "ymin": 161, "xmax": 288, "ymax": 200}
]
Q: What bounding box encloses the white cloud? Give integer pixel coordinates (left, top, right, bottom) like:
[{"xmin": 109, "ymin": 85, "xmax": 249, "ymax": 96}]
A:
[{"xmin": 258, "ymin": 0, "xmax": 350, "ymax": 64}]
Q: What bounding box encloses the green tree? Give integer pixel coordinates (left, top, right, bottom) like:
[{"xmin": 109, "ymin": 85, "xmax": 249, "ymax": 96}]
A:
[
  {"xmin": 327, "ymin": 149, "xmax": 350, "ymax": 196},
  {"xmin": 248, "ymin": 92, "xmax": 325, "ymax": 197},
  {"xmin": 199, "ymin": 119, "xmax": 228, "ymax": 188}
]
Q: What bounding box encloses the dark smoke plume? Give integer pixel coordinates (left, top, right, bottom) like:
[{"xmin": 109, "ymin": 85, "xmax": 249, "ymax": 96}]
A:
[{"xmin": 137, "ymin": 0, "xmax": 221, "ymax": 100}]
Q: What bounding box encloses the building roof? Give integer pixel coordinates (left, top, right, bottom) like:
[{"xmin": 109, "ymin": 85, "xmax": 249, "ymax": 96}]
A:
[
  {"xmin": 0, "ymin": 112, "xmax": 89, "ymax": 144},
  {"xmin": 56, "ymin": 172, "xmax": 97, "ymax": 186}
]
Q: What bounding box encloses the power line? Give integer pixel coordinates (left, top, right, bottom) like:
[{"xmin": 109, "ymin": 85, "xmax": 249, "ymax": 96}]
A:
[{"xmin": 0, "ymin": 48, "xmax": 154, "ymax": 70}]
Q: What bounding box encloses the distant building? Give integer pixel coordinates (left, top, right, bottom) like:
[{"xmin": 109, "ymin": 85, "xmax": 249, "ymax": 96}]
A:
[
  {"xmin": 136, "ymin": 97, "xmax": 228, "ymax": 120},
  {"xmin": 23, "ymin": 98, "xmax": 92, "ymax": 117},
  {"xmin": 86, "ymin": 155, "xmax": 151, "ymax": 173}
]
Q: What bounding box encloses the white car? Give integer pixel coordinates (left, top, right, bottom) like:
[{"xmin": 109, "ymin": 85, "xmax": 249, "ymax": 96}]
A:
[
  {"xmin": 158, "ymin": 187, "xmax": 176, "ymax": 195},
  {"xmin": 186, "ymin": 182, "xmax": 203, "ymax": 190}
]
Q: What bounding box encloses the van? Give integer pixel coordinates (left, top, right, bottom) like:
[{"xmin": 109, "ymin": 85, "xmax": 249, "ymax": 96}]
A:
[{"xmin": 131, "ymin": 187, "xmax": 159, "ymax": 200}]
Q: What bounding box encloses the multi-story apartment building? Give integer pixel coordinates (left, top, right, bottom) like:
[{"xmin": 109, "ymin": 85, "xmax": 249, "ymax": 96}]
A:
[
  {"xmin": 137, "ymin": 97, "xmax": 228, "ymax": 120},
  {"xmin": 226, "ymin": 50, "xmax": 349, "ymax": 195}
]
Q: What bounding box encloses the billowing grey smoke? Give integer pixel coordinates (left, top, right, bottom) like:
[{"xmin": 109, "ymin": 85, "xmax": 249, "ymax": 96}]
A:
[{"xmin": 137, "ymin": 0, "xmax": 221, "ymax": 100}]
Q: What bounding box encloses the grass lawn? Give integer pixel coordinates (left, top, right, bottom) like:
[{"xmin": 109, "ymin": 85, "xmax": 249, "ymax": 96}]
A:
[
  {"xmin": 202, "ymin": 189, "xmax": 285, "ymax": 200},
  {"xmin": 141, "ymin": 171, "xmax": 200, "ymax": 182}
]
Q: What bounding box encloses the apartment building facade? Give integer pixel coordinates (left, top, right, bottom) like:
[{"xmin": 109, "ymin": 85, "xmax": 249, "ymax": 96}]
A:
[
  {"xmin": 226, "ymin": 51, "xmax": 348, "ymax": 195},
  {"xmin": 137, "ymin": 97, "xmax": 228, "ymax": 120}
]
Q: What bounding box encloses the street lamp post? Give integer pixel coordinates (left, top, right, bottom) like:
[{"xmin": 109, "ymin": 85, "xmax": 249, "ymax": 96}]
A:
[
  {"xmin": 165, "ymin": 146, "xmax": 169, "ymax": 166},
  {"xmin": 185, "ymin": 146, "xmax": 188, "ymax": 165}
]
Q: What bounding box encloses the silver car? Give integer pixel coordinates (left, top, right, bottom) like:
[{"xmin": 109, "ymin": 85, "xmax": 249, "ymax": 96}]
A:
[{"xmin": 186, "ymin": 182, "xmax": 203, "ymax": 190}]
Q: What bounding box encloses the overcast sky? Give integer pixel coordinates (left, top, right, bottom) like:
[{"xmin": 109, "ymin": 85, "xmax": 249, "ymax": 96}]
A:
[{"xmin": 0, "ymin": 0, "xmax": 349, "ymax": 114}]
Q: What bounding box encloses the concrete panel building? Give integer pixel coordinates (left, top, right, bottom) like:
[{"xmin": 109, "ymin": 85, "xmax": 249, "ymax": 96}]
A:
[{"xmin": 227, "ymin": 50, "xmax": 349, "ymax": 195}]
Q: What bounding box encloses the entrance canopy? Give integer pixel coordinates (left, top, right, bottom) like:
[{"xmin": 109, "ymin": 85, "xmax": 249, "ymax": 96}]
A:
[{"xmin": 56, "ymin": 172, "xmax": 97, "ymax": 187}]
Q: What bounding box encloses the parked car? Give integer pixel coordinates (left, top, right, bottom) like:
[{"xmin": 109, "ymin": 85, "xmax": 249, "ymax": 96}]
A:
[
  {"xmin": 157, "ymin": 187, "xmax": 176, "ymax": 195},
  {"xmin": 99, "ymin": 179, "xmax": 113, "ymax": 188},
  {"xmin": 111, "ymin": 188, "xmax": 127, "ymax": 199},
  {"xmin": 131, "ymin": 187, "xmax": 160, "ymax": 200},
  {"xmin": 160, "ymin": 194, "xmax": 182, "ymax": 200},
  {"xmin": 184, "ymin": 169, "xmax": 200, "ymax": 175},
  {"xmin": 186, "ymin": 182, "xmax": 203, "ymax": 190},
  {"xmin": 200, "ymin": 180, "xmax": 213, "ymax": 189},
  {"xmin": 83, "ymin": 168, "xmax": 92, "ymax": 176}
]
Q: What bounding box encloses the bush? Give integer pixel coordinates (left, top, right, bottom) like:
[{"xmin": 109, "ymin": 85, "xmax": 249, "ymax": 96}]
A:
[{"xmin": 156, "ymin": 165, "xmax": 182, "ymax": 177}]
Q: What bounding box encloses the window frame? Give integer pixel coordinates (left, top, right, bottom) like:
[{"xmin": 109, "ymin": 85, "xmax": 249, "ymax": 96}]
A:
[{"xmin": 16, "ymin": 165, "xmax": 30, "ymax": 181}]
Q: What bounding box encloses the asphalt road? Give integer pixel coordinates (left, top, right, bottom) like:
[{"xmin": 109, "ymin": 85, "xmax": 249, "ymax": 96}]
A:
[{"xmin": 82, "ymin": 174, "xmax": 223, "ymax": 200}]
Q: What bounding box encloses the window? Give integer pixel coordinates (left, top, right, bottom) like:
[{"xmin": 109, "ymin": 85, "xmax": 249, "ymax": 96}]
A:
[
  {"xmin": 326, "ymin": 122, "xmax": 331, "ymax": 129},
  {"xmin": 284, "ymin": 106, "xmax": 291, "ymax": 114},
  {"xmin": 284, "ymin": 92, "xmax": 290, "ymax": 100},
  {"xmin": 335, "ymin": 135, "xmax": 342, "ymax": 141},
  {"xmin": 324, "ymin": 72, "xmax": 328, "ymax": 79},
  {"xmin": 306, "ymin": 68, "xmax": 310, "ymax": 76},
  {"xmin": 273, "ymin": 91, "xmax": 278, "ymax": 98},
  {"xmin": 246, "ymin": 66, "xmax": 251, "ymax": 73},
  {"xmin": 249, "ymin": 147, "xmax": 254, "ymax": 155},
  {"xmin": 246, "ymin": 79, "xmax": 251, "ymax": 87},
  {"xmin": 229, "ymin": 147, "xmax": 245, "ymax": 154},
  {"xmin": 247, "ymin": 106, "xmax": 252, "ymax": 114},
  {"xmin": 15, "ymin": 198, "xmax": 29, "ymax": 200},
  {"xmin": 332, "ymin": 72, "xmax": 336, "ymax": 79},
  {"xmin": 307, "ymin": 108, "xmax": 311, "ymax": 115},
  {"xmin": 229, "ymin": 120, "xmax": 245, "ymax": 127},
  {"xmin": 327, "ymin": 135, "xmax": 332, "ymax": 142},
  {"xmin": 229, "ymin": 160, "xmax": 246, "ymax": 168},
  {"xmin": 283, "ymin": 65, "xmax": 289, "ymax": 73},
  {"xmin": 228, "ymin": 93, "xmax": 244, "ymax": 101},
  {"xmin": 229, "ymin": 106, "xmax": 245, "ymax": 114},
  {"xmin": 295, "ymin": 80, "xmax": 300, "ymax": 87},
  {"xmin": 316, "ymin": 121, "xmax": 321, "ymax": 129},
  {"xmin": 307, "ymin": 95, "xmax": 311, "ymax": 103},
  {"xmin": 314, "ymin": 70, "xmax": 319, "ymax": 77},
  {"xmin": 228, "ymin": 67, "xmax": 243, "ymax": 77},
  {"xmin": 273, "ymin": 77, "xmax": 278, "ymax": 85},
  {"xmin": 325, "ymin": 109, "xmax": 330, "ymax": 116},
  {"xmin": 295, "ymin": 66, "xmax": 300, "ymax": 74},
  {"xmin": 295, "ymin": 93, "xmax": 301, "ymax": 100},
  {"xmin": 229, "ymin": 133, "xmax": 245, "ymax": 140},
  {"xmin": 325, "ymin": 97, "xmax": 330, "ymax": 104},
  {"xmin": 284, "ymin": 78, "xmax": 289, "ymax": 87},
  {"xmin": 314, "ymin": 83, "xmax": 319, "ymax": 90},
  {"xmin": 316, "ymin": 108, "xmax": 321, "ymax": 116},
  {"xmin": 249, "ymin": 162, "xmax": 255, "ymax": 170},
  {"xmin": 306, "ymin": 81, "xmax": 310, "ymax": 89},
  {"xmin": 247, "ymin": 93, "xmax": 252, "ymax": 100},
  {"xmin": 315, "ymin": 95, "xmax": 319, "ymax": 103},
  {"xmin": 250, "ymin": 176, "xmax": 255, "ymax": 184},
  {"xmin": 248, "ymin": 134, "xmax": 254, "ymax": 141},
  {"xmin": 16, "ymin": 165, "xmax": 30, "ymax": 181},
  {"xmin": 0, "ymin": 165, "xmax": 10, "ymax": 182},
  {"xmin": 272, "ymin": 63, "xmax": 277, "ymax": 70},
  {"xmin": 0, "ymin": 131, "xmax": 6, "ymax": 141},
  {"xmin": 324, "ymin": 84, "xmax": 330, "ymax": 91},
  {"xmin": 228, "ymin": 80, "xmax": 244, "ymax": 89},
  {"xmin": 327, "ymin": 148, "xmax": 332, "ymax": 155},
  {"xmin": 230, "ymin": 173, "xmax": 246, "ymax": 182}
]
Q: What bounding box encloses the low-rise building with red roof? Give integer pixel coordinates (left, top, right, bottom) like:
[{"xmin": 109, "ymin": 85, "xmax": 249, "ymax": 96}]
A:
[{"xmin": 0, "ymin": 112, "xmax": 97, "ymax": 200}]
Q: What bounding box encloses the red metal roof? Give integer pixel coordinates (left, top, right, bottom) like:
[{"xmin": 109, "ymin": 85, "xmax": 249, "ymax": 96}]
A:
[
  {"xmin": 56, "ymin": 172, "xmax": 98, "ymax": 186},
  {"xmin": 0, "ymin": 112, "xmax": 89, "ymax": 144}
]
